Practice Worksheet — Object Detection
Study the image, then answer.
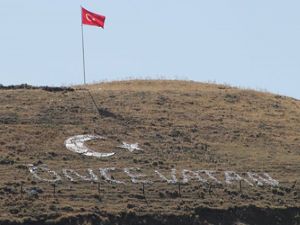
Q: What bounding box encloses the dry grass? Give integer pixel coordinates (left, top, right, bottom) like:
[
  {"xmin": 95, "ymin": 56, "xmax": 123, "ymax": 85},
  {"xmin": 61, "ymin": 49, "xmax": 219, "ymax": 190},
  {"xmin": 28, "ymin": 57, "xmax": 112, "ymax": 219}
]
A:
[{"xmin": 0, "ymin": 80, "xmax": 299, "ymax": 222}]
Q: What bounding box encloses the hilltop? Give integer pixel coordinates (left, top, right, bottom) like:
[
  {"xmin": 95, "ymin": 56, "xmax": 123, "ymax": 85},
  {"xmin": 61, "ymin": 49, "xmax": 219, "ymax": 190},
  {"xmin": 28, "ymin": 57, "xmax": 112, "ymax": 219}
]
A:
[{"xmin": 0, "ymin": 80, "xmax": 299, "ymax": 225}]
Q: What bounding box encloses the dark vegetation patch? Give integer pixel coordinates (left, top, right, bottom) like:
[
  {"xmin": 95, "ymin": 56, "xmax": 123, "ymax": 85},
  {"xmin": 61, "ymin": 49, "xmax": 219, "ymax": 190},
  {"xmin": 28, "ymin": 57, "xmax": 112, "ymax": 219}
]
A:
[
  {"xmin": 0, "ymin": 206, "xmax": 299, "ymax": 225},
  {"xmin": 0, "ymin": 84, "xmax": 74, "ymax": 92}
]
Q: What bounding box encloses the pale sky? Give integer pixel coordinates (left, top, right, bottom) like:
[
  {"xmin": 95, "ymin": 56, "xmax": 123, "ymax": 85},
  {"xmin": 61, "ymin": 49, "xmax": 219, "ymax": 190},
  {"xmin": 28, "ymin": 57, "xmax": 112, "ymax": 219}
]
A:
[{"xmin": 1, "ymin": 1, "xmax": 300, "ymax": 98}]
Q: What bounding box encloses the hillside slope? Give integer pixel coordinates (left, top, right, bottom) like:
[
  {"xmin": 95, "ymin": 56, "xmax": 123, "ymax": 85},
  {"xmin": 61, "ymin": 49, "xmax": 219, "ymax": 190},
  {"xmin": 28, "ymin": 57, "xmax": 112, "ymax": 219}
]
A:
[{"xmin": 0, "ymin": 80, "xmax": 299, "ymax": 225}]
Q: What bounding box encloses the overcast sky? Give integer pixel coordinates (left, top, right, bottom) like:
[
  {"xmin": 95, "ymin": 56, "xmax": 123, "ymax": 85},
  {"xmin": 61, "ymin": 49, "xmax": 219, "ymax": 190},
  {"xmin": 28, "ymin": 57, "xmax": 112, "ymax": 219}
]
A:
[{"xmin": 1, "ymin": 1, "xmax": 300, "ymax": 98}]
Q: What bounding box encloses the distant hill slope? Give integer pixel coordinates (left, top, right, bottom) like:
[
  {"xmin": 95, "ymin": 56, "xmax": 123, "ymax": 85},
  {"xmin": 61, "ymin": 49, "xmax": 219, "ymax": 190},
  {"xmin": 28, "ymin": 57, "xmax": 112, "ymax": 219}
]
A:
[{"xmin": 0, "ymin": 80, "xmax": 299, "ymax": 225}]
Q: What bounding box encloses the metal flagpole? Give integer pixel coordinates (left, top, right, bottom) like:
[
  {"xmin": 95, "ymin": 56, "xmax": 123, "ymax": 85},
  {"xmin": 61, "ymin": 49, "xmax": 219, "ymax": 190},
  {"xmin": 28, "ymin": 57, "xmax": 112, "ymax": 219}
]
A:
[{"xmin": 81, "ymin": 6, "xmax": 87, "ymax": 85}]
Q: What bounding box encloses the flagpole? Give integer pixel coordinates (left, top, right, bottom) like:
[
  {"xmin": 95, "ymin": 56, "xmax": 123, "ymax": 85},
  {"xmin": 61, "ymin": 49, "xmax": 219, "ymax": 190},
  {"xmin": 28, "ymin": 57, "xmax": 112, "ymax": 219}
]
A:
[{"xmin": 81, "ymin": 6, "xmax": 87, "ymax": 85}]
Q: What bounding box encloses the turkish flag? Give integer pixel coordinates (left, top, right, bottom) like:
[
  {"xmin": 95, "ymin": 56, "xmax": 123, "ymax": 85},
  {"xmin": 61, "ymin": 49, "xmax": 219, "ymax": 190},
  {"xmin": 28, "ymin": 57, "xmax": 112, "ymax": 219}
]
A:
[{"xmin": 82, "ymin": 7, "xmax": 106, "ymax": 28}]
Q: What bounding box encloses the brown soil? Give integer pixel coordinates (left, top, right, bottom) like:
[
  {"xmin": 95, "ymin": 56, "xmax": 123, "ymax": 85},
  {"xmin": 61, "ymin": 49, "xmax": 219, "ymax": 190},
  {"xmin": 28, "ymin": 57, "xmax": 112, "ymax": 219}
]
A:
[{"xmin": 0, "ymin": 80, "xmax": 299, "ymax": 225}]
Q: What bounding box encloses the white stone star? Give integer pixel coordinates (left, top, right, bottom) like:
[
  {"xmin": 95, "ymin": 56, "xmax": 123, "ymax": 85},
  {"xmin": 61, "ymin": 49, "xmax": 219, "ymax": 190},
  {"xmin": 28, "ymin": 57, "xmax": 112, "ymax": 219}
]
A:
[{"xmin": 118, "ymin": 142, "xmax": 142, "ymax": 153}]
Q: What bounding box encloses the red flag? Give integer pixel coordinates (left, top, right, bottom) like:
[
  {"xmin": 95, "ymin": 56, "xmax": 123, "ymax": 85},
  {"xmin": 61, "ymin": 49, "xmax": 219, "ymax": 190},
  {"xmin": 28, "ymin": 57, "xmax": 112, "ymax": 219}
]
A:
[{"xmin": 82, "ymin": 7, "xmax": 106, "ymax": 28}]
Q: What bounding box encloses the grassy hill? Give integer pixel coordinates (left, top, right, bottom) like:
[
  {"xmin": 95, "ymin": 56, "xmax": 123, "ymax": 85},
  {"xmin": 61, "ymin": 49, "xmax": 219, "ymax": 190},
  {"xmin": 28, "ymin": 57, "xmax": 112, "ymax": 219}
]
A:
[{"xmin": 0, "ymin": 80, "xmax": 299, "ymax": 225}]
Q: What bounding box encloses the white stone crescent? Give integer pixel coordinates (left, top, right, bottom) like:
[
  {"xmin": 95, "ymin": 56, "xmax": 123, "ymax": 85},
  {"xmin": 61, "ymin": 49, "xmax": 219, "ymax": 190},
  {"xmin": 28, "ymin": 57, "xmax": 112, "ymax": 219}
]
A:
[{"xmin": 65, "ymin": 135, "xmax": 115, "ymax": 158}]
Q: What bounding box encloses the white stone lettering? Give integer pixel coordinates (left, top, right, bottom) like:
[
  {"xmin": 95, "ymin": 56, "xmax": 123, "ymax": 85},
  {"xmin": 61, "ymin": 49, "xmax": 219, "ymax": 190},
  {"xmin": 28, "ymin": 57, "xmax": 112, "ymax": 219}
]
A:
[
  {"xmin": 28, "ymin": 164, "xmax": 62, "ymax": 183},
  {"xmin": 124, "ymin": 167, "xmax": 152, "ymax": 184},
  {"xmin": 247, "ymin": 172, "xmax": 279, "ymax": 187},
  {"xmin": 200, "ymin": 170, "xmax": 221, "ymax": 184},
  {"xmin": 225, "ymin": 171, "xmax": 253, "ymax": 186},
  {"xmin": 62, "ymin": 169, "xmax": 98, "ymax": 182},
  {"xmin": 100, "ymin": 167, "xmax": 125, "ymax": 184},
  {"xmin": 182, "ymin": 169, "xmax": 207, "ymax": 184},
  {"xmin": 28, "ymin": 165, "xmax": 280, "ymax": 188},
  {"xmin": 155, "ymin": 169, "xmax": 178, "ymax": 184}
]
